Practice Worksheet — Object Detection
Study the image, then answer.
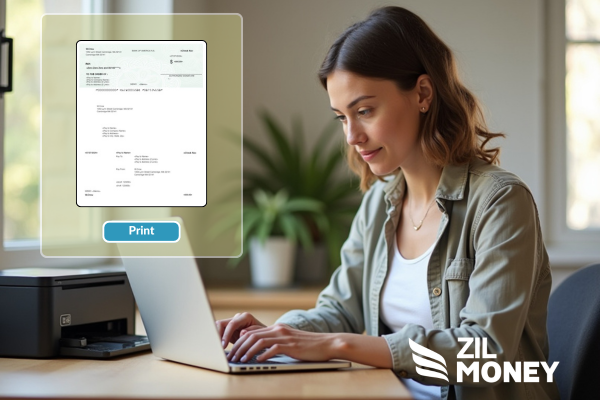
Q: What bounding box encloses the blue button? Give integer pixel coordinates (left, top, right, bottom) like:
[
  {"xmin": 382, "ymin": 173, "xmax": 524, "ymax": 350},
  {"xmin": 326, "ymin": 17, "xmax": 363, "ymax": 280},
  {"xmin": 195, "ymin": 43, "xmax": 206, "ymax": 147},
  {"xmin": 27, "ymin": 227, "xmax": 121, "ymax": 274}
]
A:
[{"xmin": 103, "ymin": 221, "xmax": 180, "ymax": 243}]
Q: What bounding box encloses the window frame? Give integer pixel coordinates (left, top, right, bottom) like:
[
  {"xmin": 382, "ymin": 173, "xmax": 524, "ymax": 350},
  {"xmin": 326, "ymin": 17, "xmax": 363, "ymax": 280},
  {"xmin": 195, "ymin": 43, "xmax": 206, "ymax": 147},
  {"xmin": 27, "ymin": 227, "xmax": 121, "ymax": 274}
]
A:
[
  {"xmin": 0, "ymin": 0, "xmax": 110, "ymax": 269},
  {"xmin": 545, "ymin": 0, "xmax": 600, "ymax": 267}
]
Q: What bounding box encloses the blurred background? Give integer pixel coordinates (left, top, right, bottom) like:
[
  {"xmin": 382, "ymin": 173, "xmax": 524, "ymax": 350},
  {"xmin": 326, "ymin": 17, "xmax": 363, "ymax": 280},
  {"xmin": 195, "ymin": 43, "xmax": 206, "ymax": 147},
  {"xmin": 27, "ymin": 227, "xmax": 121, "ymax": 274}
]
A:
[{"xmin": 1, "ymin": 0, "xmax": 599, "ymax": 291}]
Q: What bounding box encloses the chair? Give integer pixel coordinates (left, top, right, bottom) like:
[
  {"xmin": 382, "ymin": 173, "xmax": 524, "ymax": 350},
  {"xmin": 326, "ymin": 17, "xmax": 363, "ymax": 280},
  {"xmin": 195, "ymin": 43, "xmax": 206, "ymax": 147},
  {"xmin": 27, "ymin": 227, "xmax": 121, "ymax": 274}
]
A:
[{"xmin": 547, "ymin": 263, "xmax": 600, "ymax": 400}]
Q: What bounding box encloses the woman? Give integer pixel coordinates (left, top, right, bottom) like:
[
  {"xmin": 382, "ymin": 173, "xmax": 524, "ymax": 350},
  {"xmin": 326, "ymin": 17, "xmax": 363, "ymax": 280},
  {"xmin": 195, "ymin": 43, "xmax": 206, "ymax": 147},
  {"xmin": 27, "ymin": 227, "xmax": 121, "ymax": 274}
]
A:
[{"xmin": 217, "ymin": 7, "xmax": 559, "ymax": 400}]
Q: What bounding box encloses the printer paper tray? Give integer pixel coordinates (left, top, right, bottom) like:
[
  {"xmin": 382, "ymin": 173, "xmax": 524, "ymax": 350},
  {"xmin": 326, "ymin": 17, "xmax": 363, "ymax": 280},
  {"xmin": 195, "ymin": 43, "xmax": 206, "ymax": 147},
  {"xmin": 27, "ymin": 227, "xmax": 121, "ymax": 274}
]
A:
[{"xmin": 59, "ymin": 335, "xmax": 151, "ymax": 359}]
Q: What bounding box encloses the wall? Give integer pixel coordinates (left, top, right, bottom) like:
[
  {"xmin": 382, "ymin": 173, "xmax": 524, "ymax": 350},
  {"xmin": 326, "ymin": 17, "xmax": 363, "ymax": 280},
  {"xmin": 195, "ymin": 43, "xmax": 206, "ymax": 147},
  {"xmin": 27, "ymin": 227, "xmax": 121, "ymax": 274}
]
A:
[
  {"xmin": 171, "ymin": 0, "xmax": 585, "ymax": 287},
  {"xmin": 176, "ymin": 0, "xmax": 544, "ymax": 196}
]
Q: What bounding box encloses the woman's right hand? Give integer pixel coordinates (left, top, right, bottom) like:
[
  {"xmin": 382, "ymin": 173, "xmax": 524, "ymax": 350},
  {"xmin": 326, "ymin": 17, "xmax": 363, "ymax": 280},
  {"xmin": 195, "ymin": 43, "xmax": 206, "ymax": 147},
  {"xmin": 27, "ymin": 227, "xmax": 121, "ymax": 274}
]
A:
[{"xmin": 215, "ymin": 312, "xmax": 267, "ymax": 349}]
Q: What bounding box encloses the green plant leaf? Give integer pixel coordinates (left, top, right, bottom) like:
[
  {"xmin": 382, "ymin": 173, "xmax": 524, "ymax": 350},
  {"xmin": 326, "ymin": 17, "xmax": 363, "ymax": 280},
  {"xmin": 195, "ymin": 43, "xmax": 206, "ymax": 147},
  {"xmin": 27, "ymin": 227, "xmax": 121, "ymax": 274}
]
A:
[
  {"xmin": 309, "ymin": 118, "xmax": 340, "ymax": 169},
  {"xmin": 293, "ymin": 214, "xmax": 314, "ymax": 251},
  {"xmin": 253, "ymin": 189, "xmax": 271, "ymax": 208},
  {"xmin": 259, "ymin": 110, "xmax": 295, "ymax": 169},
  {"xmin": 244, "ymin": 135, "xmax": 281, "ymax": 177},
  {"xmin": 292, "ymin": 115, "xmax": 305, "ymax": 171},
  {"xmin": 278, "ymin": 213, "xmax": 298, "ymax": 244},
  {"xmin": 283, "ymin": 198, "xmax": 324, "ymax": 213},
  {"xmin": 255, "ymin": 217, "xmax": 274, "ymax": 245},
  {"xmin": 272, "ymin": 189, "xmax": 290, "ymax": 209},
  {"xmin": 244, "ymin": 171, "xmax": 279, "ymax": 194},
  {"xmin": 320, "ymin": 145, "xmax": 345, "ymax": 185},
  {"xmin": 309, "ymin": 145, "xmax": 345, "ymax": 196},
  {"xmin": 312, "ymin": 212, "xmax": 330, "ymax": 234},
  {"xmin": 242, "ymin": 208, "xmax": 262, "ymax": 239}
]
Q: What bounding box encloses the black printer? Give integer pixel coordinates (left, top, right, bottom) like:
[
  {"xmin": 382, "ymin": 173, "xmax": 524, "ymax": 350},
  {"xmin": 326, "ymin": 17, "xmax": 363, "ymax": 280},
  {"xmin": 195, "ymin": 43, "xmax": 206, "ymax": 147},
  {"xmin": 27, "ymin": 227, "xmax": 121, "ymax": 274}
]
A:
[{"xmin": 0, "ymin": 267, "xmax": 150, "ymax": 359}]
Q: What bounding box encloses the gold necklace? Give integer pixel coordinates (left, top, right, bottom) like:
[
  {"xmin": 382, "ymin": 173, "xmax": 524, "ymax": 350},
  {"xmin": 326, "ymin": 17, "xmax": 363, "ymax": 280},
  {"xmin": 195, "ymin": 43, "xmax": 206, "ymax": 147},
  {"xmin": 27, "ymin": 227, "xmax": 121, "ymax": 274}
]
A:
[{"xmin": 407, "ymin": 195, "xmax": 437, "ymax": 231}]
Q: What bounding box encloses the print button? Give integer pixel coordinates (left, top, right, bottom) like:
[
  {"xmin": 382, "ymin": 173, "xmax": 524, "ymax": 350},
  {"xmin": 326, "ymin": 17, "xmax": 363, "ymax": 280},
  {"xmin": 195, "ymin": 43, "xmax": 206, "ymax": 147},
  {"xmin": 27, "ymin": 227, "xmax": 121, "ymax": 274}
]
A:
[
  {"xmin": 432, "ymin": 287, "xmax": 442, "ymax": 296},
  {"xmin": 103, "ymin": 221, "xmax": 180, "ymax": 243}
]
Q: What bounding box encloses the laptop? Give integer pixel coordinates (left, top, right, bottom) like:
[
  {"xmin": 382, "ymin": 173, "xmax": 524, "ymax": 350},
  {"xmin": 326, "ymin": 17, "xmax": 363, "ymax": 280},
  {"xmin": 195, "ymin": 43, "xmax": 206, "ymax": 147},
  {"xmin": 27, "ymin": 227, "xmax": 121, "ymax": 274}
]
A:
[{"xmin": 117, "ymin": 220, "xmax": 351, "ymax": 373}]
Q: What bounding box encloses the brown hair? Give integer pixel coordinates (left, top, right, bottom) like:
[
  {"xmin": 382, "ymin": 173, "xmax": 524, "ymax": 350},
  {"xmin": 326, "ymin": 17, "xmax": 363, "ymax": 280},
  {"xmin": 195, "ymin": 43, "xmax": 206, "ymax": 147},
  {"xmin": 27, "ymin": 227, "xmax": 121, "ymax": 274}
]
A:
[{"xmin": 319, "ymin": 6, "xmax": 504, "ymax": 192}]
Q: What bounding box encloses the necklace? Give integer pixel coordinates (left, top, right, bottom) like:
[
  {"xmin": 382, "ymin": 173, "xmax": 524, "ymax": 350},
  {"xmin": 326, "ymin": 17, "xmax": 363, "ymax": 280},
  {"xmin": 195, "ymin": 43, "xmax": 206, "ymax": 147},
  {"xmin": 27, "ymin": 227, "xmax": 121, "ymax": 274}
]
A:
[{"xmin": 407, "ymin": 195, "xmax": 437, "ymax": 231}]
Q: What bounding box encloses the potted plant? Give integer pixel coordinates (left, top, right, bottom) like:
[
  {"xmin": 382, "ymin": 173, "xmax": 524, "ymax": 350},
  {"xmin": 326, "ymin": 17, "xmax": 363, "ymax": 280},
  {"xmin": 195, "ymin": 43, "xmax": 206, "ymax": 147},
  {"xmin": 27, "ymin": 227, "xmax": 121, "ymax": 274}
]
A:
[
  {"xmin": 241, "ymin": 189, "xmax": 324, "ymax": 288},
  {"xmin": 243, "ymin": 110, "xmax": 361, "ymax": 279}
]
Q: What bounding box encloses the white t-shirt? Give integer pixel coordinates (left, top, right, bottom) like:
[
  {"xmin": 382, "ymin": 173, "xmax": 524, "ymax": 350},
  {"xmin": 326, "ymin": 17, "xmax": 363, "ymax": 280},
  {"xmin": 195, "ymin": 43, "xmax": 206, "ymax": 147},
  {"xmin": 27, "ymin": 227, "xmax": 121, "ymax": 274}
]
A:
[{"xmin": 380, "ymin": 238, "xmax": 442, "ymax": 400}]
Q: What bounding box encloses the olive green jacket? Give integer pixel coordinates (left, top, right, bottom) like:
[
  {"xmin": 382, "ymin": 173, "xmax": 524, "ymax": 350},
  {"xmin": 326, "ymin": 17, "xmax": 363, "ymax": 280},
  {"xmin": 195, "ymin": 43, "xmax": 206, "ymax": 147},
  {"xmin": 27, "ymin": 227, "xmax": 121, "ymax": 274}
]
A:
[{"xmin": 276, "ymin": 159, "xmax": 560, "ymax": 400}]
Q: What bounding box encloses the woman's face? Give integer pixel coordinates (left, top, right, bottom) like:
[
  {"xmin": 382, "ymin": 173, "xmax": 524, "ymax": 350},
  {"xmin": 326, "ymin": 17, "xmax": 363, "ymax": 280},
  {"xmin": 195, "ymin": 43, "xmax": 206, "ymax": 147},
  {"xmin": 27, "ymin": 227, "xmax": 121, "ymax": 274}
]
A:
[{"xmin": 327, "ymin": 70, "xmax": 427, "ymax": 176}]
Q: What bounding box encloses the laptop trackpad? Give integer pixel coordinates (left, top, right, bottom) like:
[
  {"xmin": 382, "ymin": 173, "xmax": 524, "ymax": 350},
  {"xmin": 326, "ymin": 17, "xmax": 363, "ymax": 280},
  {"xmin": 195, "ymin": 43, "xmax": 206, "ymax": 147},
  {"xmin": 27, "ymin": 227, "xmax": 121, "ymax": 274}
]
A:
[{"xmin": 268, "ymin": 355, "xmax": 305, "ymax": 363}]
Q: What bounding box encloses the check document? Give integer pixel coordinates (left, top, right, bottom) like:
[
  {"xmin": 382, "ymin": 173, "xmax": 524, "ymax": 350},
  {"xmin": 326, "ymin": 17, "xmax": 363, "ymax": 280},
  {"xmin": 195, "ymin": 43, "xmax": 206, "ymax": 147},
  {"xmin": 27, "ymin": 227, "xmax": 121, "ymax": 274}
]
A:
[{"xmin": 76, "ymin": 40, "xmax": 206, "ymax": 207}]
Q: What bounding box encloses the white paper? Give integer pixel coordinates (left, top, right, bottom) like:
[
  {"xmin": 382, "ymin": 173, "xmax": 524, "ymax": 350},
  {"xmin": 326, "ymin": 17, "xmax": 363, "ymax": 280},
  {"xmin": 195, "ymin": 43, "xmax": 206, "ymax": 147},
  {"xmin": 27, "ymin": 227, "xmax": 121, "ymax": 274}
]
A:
[{"xmin": 76, "ymin": 40, "xmax": 206, "ymax": 207}]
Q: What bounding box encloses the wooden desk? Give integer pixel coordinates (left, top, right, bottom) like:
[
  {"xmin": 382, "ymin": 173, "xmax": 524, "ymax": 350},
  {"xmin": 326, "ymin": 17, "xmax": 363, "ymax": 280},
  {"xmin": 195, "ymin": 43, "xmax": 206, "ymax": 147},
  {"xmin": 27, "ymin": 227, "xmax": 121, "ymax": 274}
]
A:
[
  {"xmin": 0, "ymin": 289, "xmax": 412, "ymax": 399},
  {"xmin": 0, "ymin": 354, "xmax": 410, "ymax": 400}
]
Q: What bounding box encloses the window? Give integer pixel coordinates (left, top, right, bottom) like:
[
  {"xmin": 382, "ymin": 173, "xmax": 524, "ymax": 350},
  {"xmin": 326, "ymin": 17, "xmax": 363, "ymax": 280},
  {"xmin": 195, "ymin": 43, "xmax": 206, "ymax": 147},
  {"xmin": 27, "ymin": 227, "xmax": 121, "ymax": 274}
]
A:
[
  {"xmin": 0, "ymin": 0, "xmax": 108, "ymax": 268},
  {"xmin": 545, "ymin": 0, "xmax": 600, "ymax": 266},
  {"xmin": 565, "ymin": 0, "xmax": 600, "ymax": 230},
  {"xmin": 4, "ymin": 0, "xmax": 41, "ymax": 244}
]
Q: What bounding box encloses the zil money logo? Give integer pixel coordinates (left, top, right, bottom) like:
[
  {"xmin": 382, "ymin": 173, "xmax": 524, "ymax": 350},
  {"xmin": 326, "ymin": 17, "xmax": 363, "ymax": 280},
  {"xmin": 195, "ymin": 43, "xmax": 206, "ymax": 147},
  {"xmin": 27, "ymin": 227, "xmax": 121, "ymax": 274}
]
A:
[{"xmin": 408, "ymin": 338, "xmax": 559, "ymax": 383}]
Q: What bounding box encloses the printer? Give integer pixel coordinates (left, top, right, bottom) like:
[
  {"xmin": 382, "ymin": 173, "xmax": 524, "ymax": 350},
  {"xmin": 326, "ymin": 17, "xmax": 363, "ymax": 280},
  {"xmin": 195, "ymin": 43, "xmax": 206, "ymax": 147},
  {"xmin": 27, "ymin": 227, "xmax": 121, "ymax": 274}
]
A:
[{"xmin": 0, "ymin": 267, "xmax": 150, "ymax": 359}]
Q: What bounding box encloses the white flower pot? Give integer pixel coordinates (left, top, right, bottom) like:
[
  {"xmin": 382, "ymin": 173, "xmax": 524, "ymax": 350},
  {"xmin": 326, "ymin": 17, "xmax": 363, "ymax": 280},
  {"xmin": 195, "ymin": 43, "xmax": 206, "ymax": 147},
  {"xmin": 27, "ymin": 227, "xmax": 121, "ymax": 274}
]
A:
[{"xmin": 249, "ymin": 237, "xmax": 296, "ymax": 288}]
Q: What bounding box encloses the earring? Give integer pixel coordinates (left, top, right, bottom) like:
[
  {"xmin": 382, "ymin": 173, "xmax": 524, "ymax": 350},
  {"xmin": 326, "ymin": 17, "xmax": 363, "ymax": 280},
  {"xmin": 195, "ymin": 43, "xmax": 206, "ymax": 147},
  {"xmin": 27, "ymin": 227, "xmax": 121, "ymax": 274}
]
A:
[{"xmin": 420, "ymin": 107, "xmax": 426, "ymax": 113}]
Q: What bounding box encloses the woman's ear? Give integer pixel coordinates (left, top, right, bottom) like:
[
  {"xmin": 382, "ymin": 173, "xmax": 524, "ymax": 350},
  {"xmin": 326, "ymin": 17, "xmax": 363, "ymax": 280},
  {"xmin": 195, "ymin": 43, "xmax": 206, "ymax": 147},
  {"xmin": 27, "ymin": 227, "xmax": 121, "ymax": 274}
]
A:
[{"xmin": 416, "ymin": 74, "xmax": 434, "ymax": 112}]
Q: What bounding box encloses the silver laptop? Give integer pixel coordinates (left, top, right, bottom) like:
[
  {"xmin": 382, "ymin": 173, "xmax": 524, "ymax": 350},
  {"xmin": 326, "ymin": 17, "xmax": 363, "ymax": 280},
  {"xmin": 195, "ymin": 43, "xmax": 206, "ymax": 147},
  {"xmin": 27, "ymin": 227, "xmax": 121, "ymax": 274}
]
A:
[{"xmin": 118, "ymin": 222, "xmax": 351, "ymax": 373}]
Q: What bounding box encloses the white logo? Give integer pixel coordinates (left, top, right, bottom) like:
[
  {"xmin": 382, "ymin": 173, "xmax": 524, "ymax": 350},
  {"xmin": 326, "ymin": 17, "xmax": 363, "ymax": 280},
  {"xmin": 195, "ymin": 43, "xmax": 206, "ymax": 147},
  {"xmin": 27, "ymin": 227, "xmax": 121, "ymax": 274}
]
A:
[
  {"xmin": 409, "ymin": 338, "xmax": 449, "ymax": 382},
  {"xmin": 409, "ymin": 338, "xmax": 559, "ymax": 383}
]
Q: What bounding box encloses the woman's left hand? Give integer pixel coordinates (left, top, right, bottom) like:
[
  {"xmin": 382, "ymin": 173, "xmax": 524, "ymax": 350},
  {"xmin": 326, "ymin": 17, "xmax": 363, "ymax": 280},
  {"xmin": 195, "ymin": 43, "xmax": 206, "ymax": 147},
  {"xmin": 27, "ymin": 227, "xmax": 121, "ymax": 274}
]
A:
[{"xmin": 226, "ymin": 323, "xmax": 341, "ymax": 363}]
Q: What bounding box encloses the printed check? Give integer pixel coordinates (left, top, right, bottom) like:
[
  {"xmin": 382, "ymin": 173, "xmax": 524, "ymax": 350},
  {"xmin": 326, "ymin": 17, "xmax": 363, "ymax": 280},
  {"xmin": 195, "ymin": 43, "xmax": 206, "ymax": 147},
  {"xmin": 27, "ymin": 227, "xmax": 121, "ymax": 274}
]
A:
[{"xmin": 76, "ymin": 40, "xmax": 206, "ymax": 207}]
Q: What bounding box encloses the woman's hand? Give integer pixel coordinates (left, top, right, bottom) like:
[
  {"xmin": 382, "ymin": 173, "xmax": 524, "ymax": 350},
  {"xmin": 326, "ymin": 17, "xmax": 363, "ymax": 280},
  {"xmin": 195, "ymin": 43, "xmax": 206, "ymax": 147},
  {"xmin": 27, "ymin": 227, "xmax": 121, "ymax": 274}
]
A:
[
  {"xmin": 217, "ymin": 312, "xmax": 393, "ymax": 369},
  {"xmin": 225, "ymin": 323, "xmax": 341, "ymax": 363},
  {"xmin": 216, "ymin": 312, "xmax": 267, "ymax": 349}
]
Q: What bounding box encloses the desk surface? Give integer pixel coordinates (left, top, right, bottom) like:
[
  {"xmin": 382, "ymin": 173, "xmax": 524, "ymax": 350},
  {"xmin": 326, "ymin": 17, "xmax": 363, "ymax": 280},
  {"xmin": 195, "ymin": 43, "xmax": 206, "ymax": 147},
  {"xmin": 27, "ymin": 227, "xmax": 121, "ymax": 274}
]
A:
[
  {"xmin": 0, "ymin": 353, "xmax": 410, "ymax": 400},
  {"xmin": 0, "ymin": 289, "xmax": 411, "ymax": 400}
]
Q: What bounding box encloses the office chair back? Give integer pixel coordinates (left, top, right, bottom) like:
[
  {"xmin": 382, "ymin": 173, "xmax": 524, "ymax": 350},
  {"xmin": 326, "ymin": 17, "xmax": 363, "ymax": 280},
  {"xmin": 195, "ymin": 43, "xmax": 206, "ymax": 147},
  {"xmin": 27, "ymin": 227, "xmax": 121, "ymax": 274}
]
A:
[{"xmin": 547, "ymin": 263, "xmax": 600, "ymax": 400}]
